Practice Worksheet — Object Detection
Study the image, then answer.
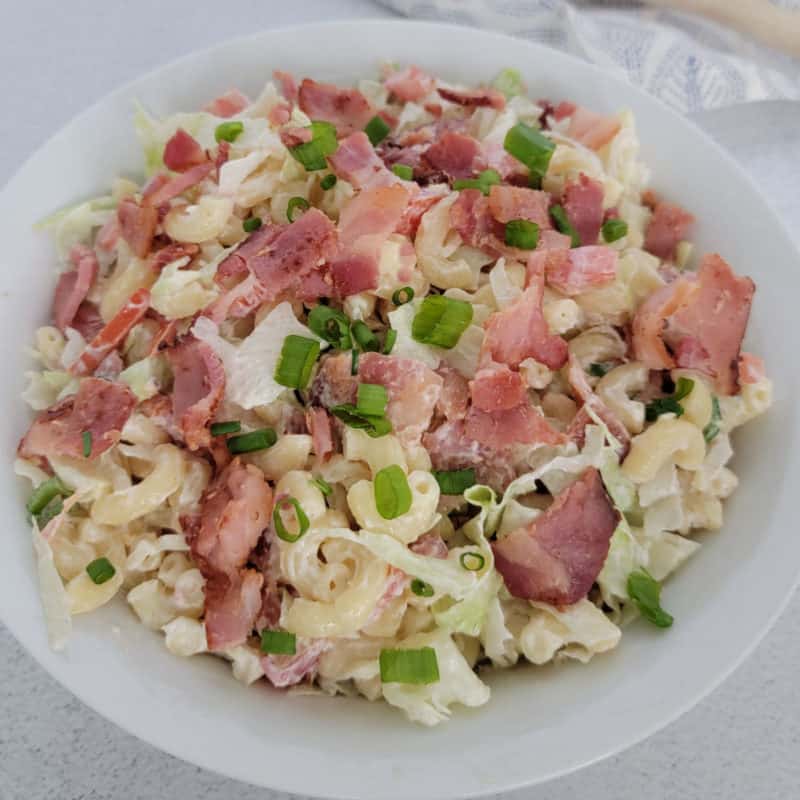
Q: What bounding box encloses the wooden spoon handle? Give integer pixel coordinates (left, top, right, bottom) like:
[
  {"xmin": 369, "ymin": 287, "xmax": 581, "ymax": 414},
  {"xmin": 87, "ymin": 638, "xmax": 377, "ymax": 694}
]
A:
[{"xmin": 642, "ymin": 0, "xmax": 800, "ymax": 57}]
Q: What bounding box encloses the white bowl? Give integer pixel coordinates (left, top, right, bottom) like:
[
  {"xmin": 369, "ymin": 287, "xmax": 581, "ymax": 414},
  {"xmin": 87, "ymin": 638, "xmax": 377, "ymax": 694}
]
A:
[{"xmin": 1, "ymin": 19, "xmax": 797, "ymax": 800}]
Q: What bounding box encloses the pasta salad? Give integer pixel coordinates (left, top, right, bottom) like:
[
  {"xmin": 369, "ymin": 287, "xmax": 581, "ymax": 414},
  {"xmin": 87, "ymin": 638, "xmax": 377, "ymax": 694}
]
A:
[{"xmin": 16, "ymin": 64, "xmax": 772, "ymax": 726}]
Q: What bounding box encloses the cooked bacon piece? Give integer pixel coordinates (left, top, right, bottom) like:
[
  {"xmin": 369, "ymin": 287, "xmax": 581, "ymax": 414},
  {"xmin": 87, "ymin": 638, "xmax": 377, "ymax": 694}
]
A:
[
  {"xmin": 93, "ymin": 351, "xmax": 124, "ymax": 381},
  {"xmin": 148, "ymin": 242, "xmax": 199, "ymax": 273},
  {"xmin": 262, "ymin": 639, "xmax": 330, "ymax": 688},
  {"xmin": 438, "ymin": 86, "xmax": 505, "ymax": 110},
  {"xmin": 538, "ymin": 229, "xmax": 572, "ymax": 251},
  {"xmin": 306, "ymin": 407, "xmax": 334, "ymax": 459},
  {"xmin": 310, "ymin": 352, "xmax": 357, "ymax": 409},
  {"xmin": 384, "ymin": 65, "xmax": 435, "ymax": 102},
  {"xmin": 465, "ymin": 402, "xmax": 564, "ymax": 449},
  {"xmin": 298, "ymin": 78, "xmax": 374, "ymax": 135},
  {"xmin": 397, "ymin": 184, "xmax": 449, "ymax": 237},
  {"xmin": 203, "ymin": 88, "xmax": 249, "ymax": 118},
  {"xmin": 18, "ymin": 378, "xmax": 136, "ymax": 465},
  {"xmin": 279, "ymin": 126, "xmax": 313, "ymax": 148},
  {"xmin": 190, "ymin": 458, "xmax": 272, "ymax": 577},
  {"xmin": 70, "ymin": 288, "xmax": 150, "ymax": 377},
  {"xmin": 665, "ymin": 254, "xmax": 755, "ymax": 394},
  {"xmin": 358, "ymin": 352, "xmax": 443, "ymax": 445},
  {"xmin": 71, "ymin": 302, "xmax": 104, "ymax": 341},
  {"xmin": 488, "ymin": 185, "xmax": 551, "ymax": 228},
  {"xmin": 435, "ymin": 365, "xmax": 469, "ymax": 421},
  {"xmin": 422, "ymin": 131, "xmax": 482, "ymax": 180},
  {"xmin": 470, "ymin": 364, "xmax": 527, "ymax": 413},
  {"xmin": 563, "ymin": 174, "xmax": 604, "ymax": 245},
  {"xmin": 410, "ymin": 531, "xmax": 449, "ymax": 559},
  {"xmin": 163, "ymin": 128, "xmax": 207, "ymax": 173},
  {"xmin": 331, "ymin": 184, "xmax": 409, "ymax": 296},
  {"xmin": 328, "ymin": 131, "xmax": 400, "ymax": 190},
  {"xmin": 644, "ymin": 200, "xmax": 695, "ymax": 262},
  {"xmin": 52, "ymin": 245, "xmax": 99, "ymax": 332},
  {"xmin": 555, "ymin": 103, "xmax": 621, "ymax": 151},
  {"xmin": 166, "ymin": 337, "xmax": 225, "ymax": 451},
  {"xmin": 117, "ymin": 198, "xmax": 158, "ymax": 258},
  {"xmin": 204, "ymin": 569, "xmax": 264, "ymax": 651},
  {"xmin": 483, "ymin": 259, "xmax": 568, "ymax": 370},
  {"xmin": 538, "ymin": 246, "xmax": 617, "ymax": 296},
  {"xmin": 671, "ymin": 337, "xmax": 709, "ymax": 371},
  {"xmin": 273, "ymin": 70, "xmax": 298, "ymax": 103},
  {"xmin": 492, "ymin": 467, "xmax": 619, "ymax": 605},
  {"xmin": 267, "ymin": 103, "xmax": 291, "ymax": 127},
  {"xmin": 739, "ymin": 352, "xmax": 766, "ymax": 385},
  {"xmin": 96, "ymin": 217, "xmax": 120, "ymax": 252},
  {"xmin": 143, "ymin": 162, "xmax": 215, "ymax": 208}
]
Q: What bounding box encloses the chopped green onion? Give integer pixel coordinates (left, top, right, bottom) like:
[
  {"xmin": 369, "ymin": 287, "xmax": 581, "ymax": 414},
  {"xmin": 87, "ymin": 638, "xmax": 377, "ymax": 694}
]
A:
[
  {"xmin": 357, "ymin": 383, "xmax": 388, "ymax": 417},
  {"xmin": 703, "ymin": 396, "xmax": 722, "ymax": 442},
  {"xmin": 379, "ymin": 647, "xmax": 440, "ymax": 684},
  {"xmin": 503, "ymin": 122, "xmax": 555, "ymax": 183},
  {"xmin": 459, "ymin": 551, "xmax": 485, "ymax": 571},
  {"xmin": 627, "ymin": 569, "xmax": 673, "ymax": 628},
  {"xmin": 307, "ymin": 305, "xmax": 351, "ymax": 349},
  {"xmin": 330, "ymin": 404, "xmax": 392, "ymax": 438},
  {"xmin": 550, "ymin": 204, "xmax": 580, "ymax": 247},
  {"xmin": 645, "ymin": 377, "xmax": 695, "ymax": 422},
  {"xmin": 392, "ymin": 164, "xmax": 414, "ymax": 180},
  {"xmin": 350, "ymin": 348, "xmax": 360, "ymax": 375},
  {"xmin": 227, "ymin": 428, "xmax": 277, "ymax": 454},
  {"xmin": 320, "ymin": 173, "xmax": 337, "ymax": 190},
  {"xmin": 243, "ymin": 216, "xmax": 262, "ymax": 233},
  {"xmin": 504, "ymin": 219, "xmax": 540, "ymax": 250},
  {"xmin": 411, "ymin": 295, "xmax": 473, "ymax": 349},
  {"xmin": 351, "ymin": 320, "xmax": 379, "ymax": 352},
  {"xmin": 81, "ymin": 430, "xmax": 92, "ymax": 458},
  {"xmin": 287, "ymin": 196, "xmax": 310, "ymax": 222},
  {"xmin": 288, "ymin": 120, "xmax": 339, "ymax": 171},
  {"xmin": 382, "ymin": 329, "xmax": 397, "ymax": 355},
  {"xmin": 274, "ymin": 335, "xmax": 321, "ymax": 390},
  {"xmin": 36, "ymin": 496, "xmax": 63, "ymax": 529},
  {"xmin": 310, "ymin": 477, "xmax": 333, "ymax": 496},
  {"xmin": 602, "ymin": 218, "xmax": 628, "ymax": 243},
  {"xmin": 432, "ymin": 468, "xmax": 476, "ymax": 495},
  {"xmin": 365, "ymin": 115, "xmax": 391, "ymax": 146},
  {"xmin": 260, "ymin": 629, "xmax": 296, "ymax": 655},
  {"xmin": 392, "ymin": 286, "xmax": 415, "ymax": 306},
  {"xmin": 452, "ymin": 169, "xmax": 501, "ymax": 196},
  {"xmin": 374, "ymin": 465, "xmax": 412, "ymax": 520},
  {"xmin": 26, "ymin": 476, "xmax": 71, "ymax": 516},
  {"xmin": 215, "ymin": 120, "xmax": 244, "ymax": 143},
  {"xmin": 588, "ymin": 362, "xmax": 611, "ymax": 378},
  {"xmin": 86, "ymin": 557, "xmax": 116, "ymax": 585},
  {"xmin": 273, "ymin": 497, "xmax": 310, "ymax": 543},
  {"xmin": 410, "ymin": 578, "xmax": 434, "ymax": 598},
  {"xmin": 492, "ymin": 67, "xmax": 526, "ymax": 98},
  {"xmin": 210, "ymin": 421, "xmax": 241, "ymax": 436}
]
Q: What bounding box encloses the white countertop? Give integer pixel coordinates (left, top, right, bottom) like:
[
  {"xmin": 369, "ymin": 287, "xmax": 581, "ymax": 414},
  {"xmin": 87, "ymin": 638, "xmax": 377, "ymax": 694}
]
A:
[{"xmin": 2, "ymin": 2, "xmax": 799, "ymax": 798}]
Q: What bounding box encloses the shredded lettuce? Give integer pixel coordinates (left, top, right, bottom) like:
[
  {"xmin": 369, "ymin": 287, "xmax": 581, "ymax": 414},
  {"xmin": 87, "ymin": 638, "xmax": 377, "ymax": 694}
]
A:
[
  {"xmin": 35, "ymin": 197, "xmax": 115, "ymax": 260},
  {"xmin": 150, "ymin": 258, "xmax": 219, "ymax": 320}
]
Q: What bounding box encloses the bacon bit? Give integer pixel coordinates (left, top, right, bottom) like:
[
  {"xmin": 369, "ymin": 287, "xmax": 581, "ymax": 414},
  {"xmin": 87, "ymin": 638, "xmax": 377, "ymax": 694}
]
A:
[
  {"xmin": 163, "ymin": 128, "xmax": 208, "ymax": 173},
  {"xmin": 492, "ymin": 467, "xmax": 619, "ymax": 605},
  {"xmin": 306, "ymin": 407, "xmax": 334, "ymax": 459},
  {"xmin": 273, "ymin": 70, "xmax": 298, "ymax": 103},
  {"xmin": 367, "ymin": 566, "xmax": 409, "ymax": 628},
  {"xmin": 215, "ymin": 140, "xmax": 231, "ymax": 173},
  {"xmin": 297, "ymin": 78, "xmax": 374, "ymax": 135},
  {"xmin": 310, "ymin": 352, "xmax": 358, "ymax": 409},
  {"xmin": 422, "ymin": 131, "xmax": 482, "ymax": 180},
  {"xmin": 279, "ymin": 126, "xmax": 313, "ymax": 148},
  {"xmin": 267, "ymin": 103, "xmax": 291, "ymax": 127},
  {"xmin": 424, "ymin": 102, "xmax": 443, "ymax": 118},
  {"xmin": 204, "ymin": 569, "xmax": 264, "ymax": 652},
  {"xmin": 537, "ymin": 229, "xmax": 572, "ymax": 251},
  {"xmin": 539, "ymin": 246, "xmax": 618, "ymax": 296},
  {"xmin": 410, "ymin": 531, "xmax": 449, "ymax": 559},
  {"xmin": 148, "ymin": 242, "xmax": 200, "ymax": 272},
  {"xmin": 96, "ymin": 217, "xmax": 120, "ymax": 252},
  {"xmin": 146, "ymin": 316, "xmax": 178, "ymax": 356},
  {"xmin": 396, "ymin": 184, "xmax": 449, "ymax": 238},
  {"xmin": 558, "ymin": 104, "xmax": 621, "ymax": 151},
  {"xmin": 143, "ymin": 162, "xmax": 215, "ymax": 208},
  {"xmin": 385, "ymin": 65, "xmax": 435, "ymax": 102},
  {"xmin": 438, "ymin": 86, "xmax": 505, "ymax": 110},
  {"xmin": 563, "ymin": 174, "xmax": 604, "ymax": 246},
  {"xmin": 117, "ymin": 198, "xmax": 158, "ymax": 258},
  {"xmin": 435, "ymin": 365, "xmax": 469, "ymax": 421},
  {"xmin": 328, "ymin": 131, "xmax": 401, "ymax": 190},
  {"xmin": 93, "ymin": 350, "xmax": 124, "ymax": 381},
  {"xmin": 52, "ymin": 245, "xmax": 99, "ymax": 332},
  {"xmin": 552, "ymin": 101, "xmax": 577, "ymax": 121},
  {"xmin": 71, "ymin": 302, "xmax": 104, "ymax": 341},
  {"xmin": 465, "ymin": 402, "xmax": 565, "ymax": 449},
  {"xmin": 488, "ymin": 184, "xmax": 551, "ymax": 228},
  {"xmin": 70, "ymin": 288, "xmax": 151, "ymax": 377},
  {"xmin": 18, "ymin": 378, "xmax": 136, "ymax": 466},
  {"xmin": 644, "ymin": 201, "xmax": 695, "ymax": 261},
  {"xmin": 470, "ymin": 364, "xmax": 527, "ymax": 413},
  {"xmin": 262, "ymin": 639, "xmax": 330, "ymax": 688},
  {"xmin": 641, "ymin": 189, "xmax": 660, "ymax": 210},
  {"xmin": 739, "ymin": 352, "xmax": 766, "ymax": 385},
  {"xmin": 203, "ymin": 88, "xmax": 249, "ymax": 118}
]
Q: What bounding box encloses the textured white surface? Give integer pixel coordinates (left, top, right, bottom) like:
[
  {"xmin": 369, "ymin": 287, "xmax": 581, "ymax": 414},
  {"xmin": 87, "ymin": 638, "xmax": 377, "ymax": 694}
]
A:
[{"xmin": 1, "ymin": 2, "xmax": 798, "ymax": 798}]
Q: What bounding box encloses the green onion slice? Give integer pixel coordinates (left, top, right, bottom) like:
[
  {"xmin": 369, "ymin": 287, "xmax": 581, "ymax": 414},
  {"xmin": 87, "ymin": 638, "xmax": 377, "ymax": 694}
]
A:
[
  {"xmin": 227, "ymin": 428, "xmax": 277, "ymax": 454},
  {"xmin": 320, "ymin": 173, "xmax": 337, "ymax": 190},
  {"xmin": 432, "ymin": 468, "xmax": 476, "ymax": 495},
  {"xmin": 351, "ymin": 320, "xmax": 379, "ymax": 352},
  {"xmin": 36, "ymin": 496, "xmax": 64, "ymax": 529},
  {"xmin": 504, "ymin": 219, "xmax": 540, "ymax": 250},
  {"xmin": 410, "ymin": 578, "xmax": 435, "ymax": 598},
  {"xmin": 273, "ymin": 497, "xmax": 310, "ymax": 543},
  {"xmin": 379, "ymin": 647, "xmax": 440, "ymax": 684},
  {"xmin": 215, "ymin": 120, "xmax": 244, "ymax": 143},
  {"xmin": 550, "ymin": 204, "xmax": 581, "ymax": 247},
  {"xmin": 459, "ymin": 551, "xmax": 486, "ymax": 571},
  {"xmin": 492, "ymin": 67, "xmax": 525, "ymax": 98},
  {"xmin": 703, "ymin": 396, "xmax": 722, "ymax": 442},
  {"xmin": 452, "ymin": 169, "xmax": 501, "ymax": 196},
  {"xmin": 309, "ymin": 477, "xmax": 333, "ymax": 496},
  {"xmin": 307, "ymin": 305, "xmax": 351, "ymax": 349},
  {"xmin": 330, "ymin": 404, "xmax": 392, "ymax": 438},
  {"xmin": 26, "ymin": 476, "xmax": 71, "ymax": 516},
  {"xmin": 602, "ymin": 218, "xmax": 628, "ymax": 243},
  {"xmin": 503, "ymin": 122, "xmax": 555, "ymax": 182},
  {"xmin": 350, "ymin": 348, "xmax": 360, "ymax": 375},
  {"xmin": 645, "ymin": 377, "xmax": 695, "ymax": 422},
  {"xmin": 627, "ymin": 568, "xmax": 673, "ymax": 628},
  {"xmin": 274, "ymin": 335, "xmax": 321, "ymax": 390},
  {"xmin": 242, "ymin": 216, "xmax": 262, "ymax": 233},
  {"xmin": 373, "ymin": 464, "xmax": 412, "ymax": 520},
  {"xmin": 365, "ymin": 115, "xmax": 391, "ymax": 146},
  {"xmin": 288, "ymin": 120, "xmax": 339, "ymax": 171},
  {"xmin": 287, "ymin": 196, "xmax": 310, "ymax": 222},
  {"xmin": 260, "ymin": 629, "xmax": 297, "ymax": 655},
  {"xmin": 392, "ymin": 286, "xmax": 414, "ymax": 306},
  {"xmin": 588, "ymin": 362, "xmax": 611, "ymax": 378},
  {"xmin": 411, "ymin": 295, "xmax": 473, "ymax": 349},
  {"xmin": 210, "ymin": 421, "xmax": 241, "ymax": 436},
  {"xmin": 392, "ymin": 164, "xmax": 414, "ymax": 180},
  {"xmin": 356, "ymin": 383, "xmax": 388, "ymax": 417},
  {"xmin": 382, "ymin": 329, "xmax": 397, "ymax": 355},
  {"xmin": 81, "ymin": 430, "xmax": 92, "ymax": 458},
  {"xmin": 86, "ymin": 557, "xmax": 116, "ymax": 585}
]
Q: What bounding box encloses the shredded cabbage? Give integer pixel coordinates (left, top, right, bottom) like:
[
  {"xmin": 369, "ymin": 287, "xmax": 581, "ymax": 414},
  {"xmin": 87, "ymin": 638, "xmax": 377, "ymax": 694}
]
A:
[
  {"xmin": 119, "ymin": 355, "xmax": 169, "ymax": 401},
  {"xmin": 150, "ymin": 258, "xmax": 219, "ymax": 319},
  {"xmin": 31, "ymin": 522, "xmax": 72, "ymax": 651}
]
